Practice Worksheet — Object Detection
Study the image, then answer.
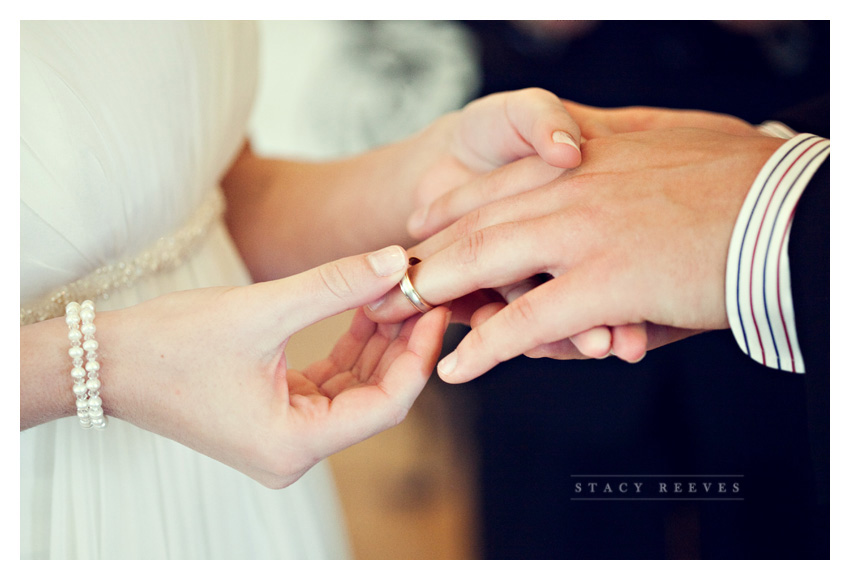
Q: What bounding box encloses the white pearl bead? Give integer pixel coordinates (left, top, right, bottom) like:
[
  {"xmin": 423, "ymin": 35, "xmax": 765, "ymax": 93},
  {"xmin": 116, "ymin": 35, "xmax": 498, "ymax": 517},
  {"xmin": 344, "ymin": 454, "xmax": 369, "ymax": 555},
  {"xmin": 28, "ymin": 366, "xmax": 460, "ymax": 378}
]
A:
[{"xmin": 66, "ymin": 298, "xmax": 107, "ymax": 431}]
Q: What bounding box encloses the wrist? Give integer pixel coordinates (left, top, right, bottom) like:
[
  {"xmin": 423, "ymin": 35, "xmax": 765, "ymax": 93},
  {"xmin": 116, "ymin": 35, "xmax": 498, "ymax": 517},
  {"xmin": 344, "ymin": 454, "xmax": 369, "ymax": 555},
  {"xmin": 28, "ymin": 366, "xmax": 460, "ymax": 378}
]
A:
[
  {"xmin": 92, "ymin": 305, "xmax": 166, "ymax": 429},
  {"xmin": 20, "ymin": 317, "xmax": 77, "ymax": 429},
  {"xmin": 320, "ymin": 127, "xmax": 448, "ymax": 251},
  {"xmin": 20, "ymin": 304, "xmax": 133, "ymax": 431}
]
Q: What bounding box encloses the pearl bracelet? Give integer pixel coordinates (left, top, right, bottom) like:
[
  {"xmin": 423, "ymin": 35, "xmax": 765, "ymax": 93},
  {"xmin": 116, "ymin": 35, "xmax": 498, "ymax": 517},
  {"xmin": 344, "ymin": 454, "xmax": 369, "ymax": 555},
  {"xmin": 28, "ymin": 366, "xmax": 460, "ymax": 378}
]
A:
[{"xmin": 66, "ymin": 301, "xmax": 107, "ymax": 430}]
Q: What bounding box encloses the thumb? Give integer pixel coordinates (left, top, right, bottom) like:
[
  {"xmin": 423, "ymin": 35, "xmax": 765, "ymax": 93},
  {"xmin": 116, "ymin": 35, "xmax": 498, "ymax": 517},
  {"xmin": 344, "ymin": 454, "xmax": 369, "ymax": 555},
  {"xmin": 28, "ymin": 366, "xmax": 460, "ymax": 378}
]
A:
[
  {"xmin": 274, "ymin": 245, "xmax": 410, "ymax": 334},
  {"xmin": 505, "ymin": 88, "xmax": 583, "ymax": 169},
  {"xmin": 456, "ymin": 88, "xmax": 582, "ymax": 171}
]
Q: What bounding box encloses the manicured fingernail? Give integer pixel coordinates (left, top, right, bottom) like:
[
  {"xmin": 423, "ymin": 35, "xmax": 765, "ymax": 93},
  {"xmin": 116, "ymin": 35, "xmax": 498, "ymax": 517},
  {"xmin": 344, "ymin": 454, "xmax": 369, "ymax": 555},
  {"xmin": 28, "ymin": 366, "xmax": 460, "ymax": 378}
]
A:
[
  {"xmin": 552, "ymin": 130, "xmax": 580, "ymax": 152},
  {"xmin": 438, "ymin": 351, "xmax": 458, "ymax": 377},
  {"xmin": 367, "ymin": 245, "xmax": 406, "ymax": 277},
  {"xmin": 407, "ymin": 206, "xmax": 428, "ymax": 234}
]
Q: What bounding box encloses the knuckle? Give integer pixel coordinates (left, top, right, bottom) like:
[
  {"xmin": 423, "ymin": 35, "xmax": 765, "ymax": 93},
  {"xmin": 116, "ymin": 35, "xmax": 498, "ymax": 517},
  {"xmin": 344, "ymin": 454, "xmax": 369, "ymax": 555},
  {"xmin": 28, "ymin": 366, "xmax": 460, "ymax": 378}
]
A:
[
  {"xmin": 455, "ymin": 225, "xmax": 487, "ymax": 266},
  {"xmin": 453, "ymin": 206, "xmax": 483, "ymax": 240},
  {"xmin": 317, "ymin": 261, "xmax": 355, "ymax": 300},
  {"xmin": 508, "ymin": 293, "xmax": 540, "ymax": 328},
  {"xmin": 517, "ymin": 86, "xmax": 549, "ymax": 102},
  {"xmin": 466, "ymin": 325, "xmax": 514, "ymax": 371},
  {"xmin": 377, "ymin": 383, "xmax": 414, "ymax": 428}
]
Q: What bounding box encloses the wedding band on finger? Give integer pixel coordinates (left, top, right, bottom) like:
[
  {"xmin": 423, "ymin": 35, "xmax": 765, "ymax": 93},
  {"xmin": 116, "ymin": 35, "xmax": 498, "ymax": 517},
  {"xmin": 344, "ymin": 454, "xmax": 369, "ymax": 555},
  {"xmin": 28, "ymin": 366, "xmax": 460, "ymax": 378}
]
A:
[{"xmin": 399, "ymin": 269, "xmax": 434, "ymax": 313}]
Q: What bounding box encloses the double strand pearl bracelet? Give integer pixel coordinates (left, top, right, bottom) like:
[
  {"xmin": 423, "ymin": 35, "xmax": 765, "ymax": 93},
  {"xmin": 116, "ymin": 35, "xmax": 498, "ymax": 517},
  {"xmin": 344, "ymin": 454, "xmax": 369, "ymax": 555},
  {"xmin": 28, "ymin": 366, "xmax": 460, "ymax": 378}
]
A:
[{"xmin": 66, "ymin": 301, "xmax": 107, "ymax": 430}]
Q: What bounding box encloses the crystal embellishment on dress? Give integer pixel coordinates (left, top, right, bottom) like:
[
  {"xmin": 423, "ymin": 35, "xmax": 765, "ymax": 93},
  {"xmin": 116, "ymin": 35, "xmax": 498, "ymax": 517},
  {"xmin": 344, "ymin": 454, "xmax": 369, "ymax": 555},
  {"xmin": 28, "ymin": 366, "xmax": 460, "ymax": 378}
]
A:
[{"xmin": 21, "ymin": 190, "xmax": 226, "ymax": 326}]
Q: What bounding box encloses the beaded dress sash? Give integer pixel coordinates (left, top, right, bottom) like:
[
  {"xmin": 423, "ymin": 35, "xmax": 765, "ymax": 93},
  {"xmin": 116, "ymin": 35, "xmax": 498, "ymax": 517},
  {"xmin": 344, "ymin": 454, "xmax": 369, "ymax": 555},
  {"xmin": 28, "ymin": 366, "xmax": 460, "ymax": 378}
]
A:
[{"xmin": 21, "ymin": 190, "xmax": 225, "ymax": 326}]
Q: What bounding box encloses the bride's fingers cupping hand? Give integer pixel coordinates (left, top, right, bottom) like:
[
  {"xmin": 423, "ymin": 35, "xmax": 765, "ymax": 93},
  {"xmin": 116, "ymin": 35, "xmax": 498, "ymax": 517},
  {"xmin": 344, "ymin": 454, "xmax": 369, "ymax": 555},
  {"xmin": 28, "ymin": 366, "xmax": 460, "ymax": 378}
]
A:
[{"xmin": 100, "ymin": 246, "xmax": 448, "ymax": 488}]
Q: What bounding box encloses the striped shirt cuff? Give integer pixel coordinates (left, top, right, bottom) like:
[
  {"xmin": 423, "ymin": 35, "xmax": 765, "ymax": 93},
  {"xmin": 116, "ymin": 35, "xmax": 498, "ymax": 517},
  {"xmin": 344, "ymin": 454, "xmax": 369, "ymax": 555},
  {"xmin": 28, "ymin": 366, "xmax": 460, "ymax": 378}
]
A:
[{"xmin": 725, "ymin": 132, "xmax": 830, "ymax": 373}]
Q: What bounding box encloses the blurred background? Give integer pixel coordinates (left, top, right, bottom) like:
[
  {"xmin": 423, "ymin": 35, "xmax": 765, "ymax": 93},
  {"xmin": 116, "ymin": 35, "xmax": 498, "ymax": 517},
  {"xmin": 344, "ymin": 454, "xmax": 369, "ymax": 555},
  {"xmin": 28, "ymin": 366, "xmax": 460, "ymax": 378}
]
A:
[{"xmin": 248, "ymin": 21, "xmax": 830, "ymax": 559}]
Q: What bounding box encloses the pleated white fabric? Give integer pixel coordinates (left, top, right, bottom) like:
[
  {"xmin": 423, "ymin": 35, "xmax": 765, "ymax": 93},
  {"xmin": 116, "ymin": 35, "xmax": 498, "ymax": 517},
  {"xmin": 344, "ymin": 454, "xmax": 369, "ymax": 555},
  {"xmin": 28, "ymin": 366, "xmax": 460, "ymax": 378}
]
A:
[{"xmin": 20, "ymin": 21, "xmax": 349, "ymax": 559}]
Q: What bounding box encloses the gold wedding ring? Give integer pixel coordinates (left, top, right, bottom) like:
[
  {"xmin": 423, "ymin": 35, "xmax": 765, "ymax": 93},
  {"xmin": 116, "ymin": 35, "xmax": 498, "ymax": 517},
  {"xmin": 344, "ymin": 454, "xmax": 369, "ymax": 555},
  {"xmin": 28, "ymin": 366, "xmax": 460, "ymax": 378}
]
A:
[{"xmin": 399, "ymin": 262, "xmax": 433, "ymax": 313}]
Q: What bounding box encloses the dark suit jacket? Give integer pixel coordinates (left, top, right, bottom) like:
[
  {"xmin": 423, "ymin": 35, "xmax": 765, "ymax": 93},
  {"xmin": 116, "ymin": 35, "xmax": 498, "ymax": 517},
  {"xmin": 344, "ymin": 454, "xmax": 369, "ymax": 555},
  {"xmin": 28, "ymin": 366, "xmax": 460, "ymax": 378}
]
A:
[{"xmin": 785, "ymin": 96, "xmax": 829, "ymax": 552}]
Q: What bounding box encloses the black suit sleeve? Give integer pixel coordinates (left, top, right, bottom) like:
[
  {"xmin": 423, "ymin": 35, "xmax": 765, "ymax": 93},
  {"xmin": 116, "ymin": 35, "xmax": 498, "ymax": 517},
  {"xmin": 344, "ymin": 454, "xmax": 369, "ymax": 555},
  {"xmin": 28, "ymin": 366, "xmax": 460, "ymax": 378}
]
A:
[
  {"xmin": 781, "ymin": 98, "xmax": 829, "ymax": 556},
  {"xmin": 788, "ymin": 158, "xmax": 829, "ymax": 503}
]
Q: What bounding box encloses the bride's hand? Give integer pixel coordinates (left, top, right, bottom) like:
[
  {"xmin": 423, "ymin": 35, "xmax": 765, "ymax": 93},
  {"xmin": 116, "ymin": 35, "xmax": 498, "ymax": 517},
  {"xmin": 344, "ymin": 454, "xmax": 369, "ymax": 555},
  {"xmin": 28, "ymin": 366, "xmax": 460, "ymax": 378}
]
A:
[
  {"xmin": 98, "ymin": 246, "xmax": 448, "ymax": 488},
  {"xmin": 410, "ymin": 87, "xmax": 583, "ymax": 235},
  {"xmin": 221, "ymin": 88, "xmax": 582, "ymax": 282}
]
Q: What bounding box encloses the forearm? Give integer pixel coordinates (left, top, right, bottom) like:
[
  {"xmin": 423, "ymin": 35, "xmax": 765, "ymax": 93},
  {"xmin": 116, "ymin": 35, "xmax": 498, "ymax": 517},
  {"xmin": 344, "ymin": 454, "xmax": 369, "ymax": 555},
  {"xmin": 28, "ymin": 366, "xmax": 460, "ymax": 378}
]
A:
[
  {"xmin": 222, "ymin": 88, "xmax": 586, "ymax": 282},
  {"xmin": 21, "ymin": 317, "xmax": 78, "ymax": 430},
  {"xmin": 223, "ymin": 125, "xmax": 448, "ymax": 281}
]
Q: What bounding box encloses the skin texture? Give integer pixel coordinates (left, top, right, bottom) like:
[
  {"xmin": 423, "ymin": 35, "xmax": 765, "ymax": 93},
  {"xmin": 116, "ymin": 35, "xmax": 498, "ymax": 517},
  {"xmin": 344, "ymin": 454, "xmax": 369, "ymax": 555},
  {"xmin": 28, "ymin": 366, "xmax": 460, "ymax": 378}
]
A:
[
  {"xmin": 221, "ymin": 88, "xmax": 583, "ymax": 281},
  {"xmin": 22, "ymin": 247, "xmax": 449, "ymax": 488},
  {"xmin": 367, "ymin": 105, "xmax": 784, "ymax": 383},
  {"xmin": 21, "ymin": 88, "xmax": 588, "ymax": 487}
]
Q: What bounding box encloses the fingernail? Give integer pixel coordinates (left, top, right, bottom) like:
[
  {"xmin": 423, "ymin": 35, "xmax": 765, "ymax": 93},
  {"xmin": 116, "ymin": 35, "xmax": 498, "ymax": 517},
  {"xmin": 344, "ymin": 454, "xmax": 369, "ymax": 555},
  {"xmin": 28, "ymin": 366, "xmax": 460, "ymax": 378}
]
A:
[
  {"xmin": 407, "ymin": 206, "xmax": 428, "ymax": 234},
  {"xmin": 366, "ymin": 293, "xmax": 387, "ymax": 311},
  {"xmin": 367, "ymin": 246, "xmax": 406, "ymax": 277},
  {"xmin": 438, "ymin": 351, "xmax": 457, "ymax": 377},
  {"xmin": 552, "ymin": 130, "xmax": 580, "ymax": 152},
  {"xmin": 504, "ymin": 282, "xmax": 534, "ymax": 304}
]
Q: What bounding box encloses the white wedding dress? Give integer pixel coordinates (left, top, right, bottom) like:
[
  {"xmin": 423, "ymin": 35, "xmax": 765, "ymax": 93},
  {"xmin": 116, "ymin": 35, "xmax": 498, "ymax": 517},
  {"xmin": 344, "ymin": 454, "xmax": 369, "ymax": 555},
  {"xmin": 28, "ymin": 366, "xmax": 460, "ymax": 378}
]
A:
[{"xmin": 20, "ymin": 21, "xmax": 349, "ymax": 559}]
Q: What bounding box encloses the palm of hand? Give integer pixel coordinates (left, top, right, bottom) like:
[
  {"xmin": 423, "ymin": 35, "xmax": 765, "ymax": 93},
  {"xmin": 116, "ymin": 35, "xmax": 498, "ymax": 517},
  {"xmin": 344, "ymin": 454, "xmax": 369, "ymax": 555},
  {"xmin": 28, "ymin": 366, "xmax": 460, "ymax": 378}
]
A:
[
  {"xmin": 111, "ymin": 280, "xmax": 444, "ymax": 489},
  {"xmin": 257, "ymin": 309, "xmax": 439, "ymax": 488},
  {"xmin": 288, "ymin": 310, "xmax": 424, "ymax": 442}
]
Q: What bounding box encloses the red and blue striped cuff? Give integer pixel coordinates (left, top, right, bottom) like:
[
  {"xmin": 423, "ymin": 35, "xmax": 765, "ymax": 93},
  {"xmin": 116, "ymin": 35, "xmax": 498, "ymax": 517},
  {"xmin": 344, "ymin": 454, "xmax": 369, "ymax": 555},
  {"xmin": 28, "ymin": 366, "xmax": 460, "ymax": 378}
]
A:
[{"xmin": 725, "ymin": 131, "xmax": 830, "ymax": 373}]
